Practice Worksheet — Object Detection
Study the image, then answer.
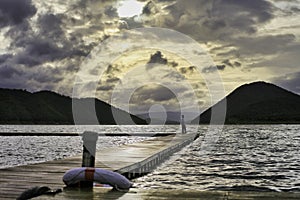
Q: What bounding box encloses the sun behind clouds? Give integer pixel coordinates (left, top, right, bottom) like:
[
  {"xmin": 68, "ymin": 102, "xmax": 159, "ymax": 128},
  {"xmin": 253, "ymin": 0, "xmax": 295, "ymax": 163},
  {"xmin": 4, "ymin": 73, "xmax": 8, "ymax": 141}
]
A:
[{"xmin": 117, "ymin": 0, "xmax": 144, "ymax": 18}]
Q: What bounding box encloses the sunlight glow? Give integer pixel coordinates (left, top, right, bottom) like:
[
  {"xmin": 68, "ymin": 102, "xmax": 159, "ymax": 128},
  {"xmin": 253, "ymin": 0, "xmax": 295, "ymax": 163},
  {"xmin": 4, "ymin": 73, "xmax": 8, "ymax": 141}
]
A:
[{"xmin": 117, "ymin": 0, "xmax": 144, "ymax": 18}]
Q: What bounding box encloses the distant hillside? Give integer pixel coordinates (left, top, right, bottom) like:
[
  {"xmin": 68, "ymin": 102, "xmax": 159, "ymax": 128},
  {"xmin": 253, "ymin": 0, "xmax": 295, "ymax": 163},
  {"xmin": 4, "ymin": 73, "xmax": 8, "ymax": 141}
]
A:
[
  {"xmin": 0, "ymin": 88, "xmax": 146, "ymax": 125},
  {"xmin": 137, "ymin": 112, "xmax": 181, "ymax": 125},
  {"xmin": 192, "ymin": 82, "xmax": 300, "ymax": 124},
  {"xmin": 137, "ymin": 112, "xmax": 199, "ymax": 124}
]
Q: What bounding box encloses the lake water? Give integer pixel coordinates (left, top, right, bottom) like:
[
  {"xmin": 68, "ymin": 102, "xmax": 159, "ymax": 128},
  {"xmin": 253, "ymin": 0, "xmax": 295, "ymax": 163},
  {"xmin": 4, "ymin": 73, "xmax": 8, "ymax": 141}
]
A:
[
  {"xmin": 1, "ymin": 125, "xmax": 300, "ymax": 192},
  {"xmin": 135, "ymin": 125, "xmax": 300, "ymax": 192}
]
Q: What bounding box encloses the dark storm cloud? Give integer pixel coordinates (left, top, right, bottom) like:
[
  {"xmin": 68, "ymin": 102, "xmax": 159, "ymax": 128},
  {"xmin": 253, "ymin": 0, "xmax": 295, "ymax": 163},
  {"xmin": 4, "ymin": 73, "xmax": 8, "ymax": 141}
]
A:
[
  {"xmin": 106, "ymin": 77, "xmax": 121, "ymax": 84},
  {"xmin": 234, "ymin": 34, "xmax": 296, "ymax": 55},
  {"xmin": 222, "ymin": 59, "xmax": 242, "ymax": 68},
  {"xmin": 0, "ymin": 0, "xmax": 37, "ymax": 28},
  {"xmin": 291, "ymin": 7, "xmax": 300, "ymax": 12},
  {"xmin": 151, "ymin": 0, "xmax": 275, "ymax": 42},
  {"xmin": 13, "ymin": 38, "xmax": 80, "ymax": 67},
  {"xmin": 179, "ymin": 66, "xmax": 196, "ymax": 74},
  {"xmin": 203, "ymin": 0, "xmax": 273, "ymax": 34},
  {"xmin": 0, "ymin": 63, "xmax": 64, "ymax": 91},
  {"xmin": 97, "ymin": 85, "xmax": 114, "ymax": 91},
  {"xmin": 234, "ymin": 61, "xmax": 241, "ymax": 67},
  {"xmin": 37, "ymin": 14, "xmax": 64, "ymax": 39},
  {"xmin": 146, "ymin": 51, "xmax": 181, "ymax": 71},
  {"xmin": 142, "ymin": 1, "xmax": 159, "ymax": 15},
  {"xmin": 273, "ymin": 72, "xmax": 300, "ymax": 94},
  {"xmin": 5, "ymin": 11, "xmax": 89, "ymax": 68},
  {"xmin": 0, "ymin": 64, "xmax": 21, "ymax": 79},
  {"xmin": 6, "ymin": 0, "xmax": 119, "ymax": 62},
  {"xmin": 106, "ymin": 64, "xmax": 121, "ymax": 74},
  {"xmin": 146, "ymin": 51, "xmax": 172, "ymax": 70},
  {"xmin": 148, "ymin": 51, "xmax": 168, "ymax": 65},
  {"xmin": 0, "ymin": 0, "xmax": 121, "ymax": 92},
  {"xmin": 202, "ymin": 65, "xmax": 226, "ymax": 73},
  {"xmin": 250, "ymin": 42, "xmax": 300, "ymax": 69},
  {"xmin": 222, "ymin": 59, "xmax": 234, "ymax": 67},
  {"xmin": 28, "ymin": 66, "xmax": 63, "ymax": 83},
  {"xmin": 104, "ymin": 5, "xmax": 118, "ymax": 18},
  {"xmin": 131, "ymin": 84, "xmax": 177, "ymax": 103},
  {"xmin": 0, "ymin": 54, "xmax": 13, "ymax": 64},
  {"xmin": 188, "ymin": 66, "xmax": 196, "ymax": 72}
]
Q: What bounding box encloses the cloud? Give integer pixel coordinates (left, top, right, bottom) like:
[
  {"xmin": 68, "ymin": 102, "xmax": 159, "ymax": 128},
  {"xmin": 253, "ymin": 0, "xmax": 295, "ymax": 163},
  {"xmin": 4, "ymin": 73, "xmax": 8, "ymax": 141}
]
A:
[
  {"xmin": 0, "ymin": 0, "xmax": 122, "ymax": 92},
  {"xmin": 202, "ymin": 65, "xmax": 226, "ymax": 73},
  {"xmin": 37, "ymin": 13, "xmax": 64, "ymax": 41},
  {"xmin": 146, "ymin": 51, "xmax": 178, "ymax": 70},
  {"xmin": 234, "ymin": 34, "xmax": 296, "ymax": 56},
  {"xmin": 163, "ymin": 71, "xmax": 185, "ymax": 81},
  {"xmin": 272, "ymin": 72, "xmax": 300, "ymax": 94},
  {"xmin": 1, "ymin": 0, "xmax": 300, "ymax": 101},
  {"xmin": 0, "ymin": 63, "xmax": 64, "ymax": 92},
  {"xmin": 128, "ymin": 83, "xmax": 182, "ymax": 113},
  {"xmin": 147, "ymin": 51, "xmax": 168, "ymax": 65},
  {"xmin": 106, "ymin": 77, "xmax": 121, "ymax": 84},
  {"xmin": 179, "ymin": 66, "xmax": 196, "ymax": 74},
  {"xmin": 97, "ymin": 85, "xmax": 115, "ymax": 91},
  {"xmin": 249, "ymin": 41, "xmax": 300, "ymax": 70},
  {"xmin": 130, "ymin": 84, "xmax": 177, "ymax": 103},
  {"xmin": 14, "ymin": 39, "xmax": 67, "ymax": 67},
  {"xmin": 222, "ymin": 59, "xmax": 242, "ymax": 68},
  {"xmin": 0, "ymin": 54, "xmax": 13, "ymax": 64},
  {"xmin": 0, "ymin": 0, "xmax": 37, "ymax": 28},
  {"xmin": 0, "ymin": 64, "xmax": 22, "ymax": 79},
  {"xmin": 143, "ymin": 0, "xmax": 275, "ymax": 42},
  {"xmin": 142, "ymin": 1, "xmax": 159, "ymax": 15},
  {"xmin": 146, "ymin": 51, "xmax": 180, "ymax": 72}
]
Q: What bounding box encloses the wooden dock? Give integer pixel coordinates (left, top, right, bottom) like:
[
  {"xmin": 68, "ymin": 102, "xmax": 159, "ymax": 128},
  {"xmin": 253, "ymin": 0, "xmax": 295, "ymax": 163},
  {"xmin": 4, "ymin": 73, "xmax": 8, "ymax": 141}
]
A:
[
  {"xmin": 0, "ymin": 133, "xmax": 199, "ymax": 199},
  {"xmin": 0, "ymin": 132, "xmax": 176, "ymax": 137}
]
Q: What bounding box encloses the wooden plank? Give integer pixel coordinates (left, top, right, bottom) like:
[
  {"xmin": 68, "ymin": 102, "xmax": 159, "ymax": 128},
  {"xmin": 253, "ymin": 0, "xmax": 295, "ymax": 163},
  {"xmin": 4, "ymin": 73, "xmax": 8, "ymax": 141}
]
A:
[{"xmin": 0, "ymin": 132, "xmax": 176, "ymax": 137}]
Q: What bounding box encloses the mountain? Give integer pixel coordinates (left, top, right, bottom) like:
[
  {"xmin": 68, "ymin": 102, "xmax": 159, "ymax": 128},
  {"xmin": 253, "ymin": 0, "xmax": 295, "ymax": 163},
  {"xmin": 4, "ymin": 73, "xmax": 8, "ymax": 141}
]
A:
[
  {"xmin": 191, "ymin": 81, "xmax": 300, "ymax": 124},
  {"xmin": 0, "ymin": 88, "xmax": 146, "ymax": 125}
]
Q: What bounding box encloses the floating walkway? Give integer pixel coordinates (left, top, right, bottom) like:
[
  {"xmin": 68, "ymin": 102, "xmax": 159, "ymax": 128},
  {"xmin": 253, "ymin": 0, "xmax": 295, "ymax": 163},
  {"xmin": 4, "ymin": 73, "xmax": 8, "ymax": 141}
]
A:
[{"xmin": 0, "ymin": 133, "xmax": 199, "ymax": 199}]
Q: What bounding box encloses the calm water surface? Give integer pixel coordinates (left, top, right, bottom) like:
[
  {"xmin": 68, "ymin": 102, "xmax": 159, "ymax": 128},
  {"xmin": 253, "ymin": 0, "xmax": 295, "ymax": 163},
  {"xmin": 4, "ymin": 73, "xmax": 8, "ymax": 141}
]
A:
[{"xmin": 1, "ymin": 125, "xmax": 300, "ymax": 192}]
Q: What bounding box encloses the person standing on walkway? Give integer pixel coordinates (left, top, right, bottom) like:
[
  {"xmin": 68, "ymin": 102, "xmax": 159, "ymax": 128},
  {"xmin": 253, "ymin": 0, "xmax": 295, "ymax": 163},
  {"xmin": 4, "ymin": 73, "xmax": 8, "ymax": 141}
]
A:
[{"xmin": 181, "ymin": 115, "xmax": 187, "ymax": 134}]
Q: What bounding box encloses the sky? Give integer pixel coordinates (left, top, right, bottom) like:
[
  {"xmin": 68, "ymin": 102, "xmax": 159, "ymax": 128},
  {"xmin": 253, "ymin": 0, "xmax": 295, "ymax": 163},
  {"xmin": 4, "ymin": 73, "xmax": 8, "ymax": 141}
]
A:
[{"xmin": 1, "ymin": 0, "xmax": 300, "ymax": 119}]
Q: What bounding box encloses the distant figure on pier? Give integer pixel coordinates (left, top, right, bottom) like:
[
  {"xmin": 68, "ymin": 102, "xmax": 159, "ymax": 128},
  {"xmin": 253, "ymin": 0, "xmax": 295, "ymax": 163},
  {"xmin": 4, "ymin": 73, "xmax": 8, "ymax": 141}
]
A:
[{"xmin": 181, "ymin": 115, "xmax": 186, "ymax": 134}]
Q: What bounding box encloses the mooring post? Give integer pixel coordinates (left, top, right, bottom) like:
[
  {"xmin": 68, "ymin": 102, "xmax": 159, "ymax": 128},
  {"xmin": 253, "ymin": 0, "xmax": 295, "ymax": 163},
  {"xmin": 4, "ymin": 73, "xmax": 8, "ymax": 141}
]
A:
[{"xmin": 81, "ymin": 131, "xmax": 98, "ymax": 188}]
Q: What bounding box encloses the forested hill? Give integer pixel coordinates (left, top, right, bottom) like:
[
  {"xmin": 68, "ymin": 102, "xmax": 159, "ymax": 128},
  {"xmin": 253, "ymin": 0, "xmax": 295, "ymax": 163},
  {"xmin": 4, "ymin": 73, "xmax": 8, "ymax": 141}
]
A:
[
  {"xmin": 0, "ymin": 88, "xmax": 146, "ymax": 125},
  {"xmin": 192, "ymin": 82, "xmax": 300, "ymax": 124}
]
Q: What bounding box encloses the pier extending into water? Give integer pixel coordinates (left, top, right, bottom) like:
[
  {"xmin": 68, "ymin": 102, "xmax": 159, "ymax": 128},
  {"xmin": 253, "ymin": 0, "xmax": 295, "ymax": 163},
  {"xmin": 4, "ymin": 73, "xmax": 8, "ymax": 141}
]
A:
[{"xmin": 0, "ymin": 133, "xmax": 199, "ymax": 199}]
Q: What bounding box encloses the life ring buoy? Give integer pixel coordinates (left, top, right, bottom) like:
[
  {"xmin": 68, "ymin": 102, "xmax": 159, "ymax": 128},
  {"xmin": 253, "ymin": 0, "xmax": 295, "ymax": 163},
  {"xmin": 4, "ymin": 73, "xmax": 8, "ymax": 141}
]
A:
[{"xmin": 63, "ymin": 167, "xmax": 132, "ymax": 190}]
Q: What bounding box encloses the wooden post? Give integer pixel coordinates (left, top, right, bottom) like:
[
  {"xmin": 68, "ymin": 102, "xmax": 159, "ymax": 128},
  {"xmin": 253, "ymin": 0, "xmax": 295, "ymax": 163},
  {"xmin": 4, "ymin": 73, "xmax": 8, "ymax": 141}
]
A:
[{"xmin": 81, "ymin": 131, "xmax": 98, "ymax": 188}]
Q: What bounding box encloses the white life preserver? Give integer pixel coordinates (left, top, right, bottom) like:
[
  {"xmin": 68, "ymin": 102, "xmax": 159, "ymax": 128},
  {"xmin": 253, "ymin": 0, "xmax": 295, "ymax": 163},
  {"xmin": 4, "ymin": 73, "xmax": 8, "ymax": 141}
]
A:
[{"xmin": 63, "ymin": 167, "xmax": 132, "ymax": 190}]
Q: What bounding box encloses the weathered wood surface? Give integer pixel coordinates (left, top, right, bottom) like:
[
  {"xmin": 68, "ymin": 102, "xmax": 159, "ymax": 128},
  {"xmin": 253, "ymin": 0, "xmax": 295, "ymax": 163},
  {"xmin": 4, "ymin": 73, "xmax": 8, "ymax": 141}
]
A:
[
  {"xmin": 0, "ymin": 133, "xmax": 198, "ymax": 199},
  {"xmin": 36, "ymin": 188, "xmax": 300, "ymax": 200},
  {"xmin": 0, "ymin": 132, "xmax": 176, "ymax": 136}
]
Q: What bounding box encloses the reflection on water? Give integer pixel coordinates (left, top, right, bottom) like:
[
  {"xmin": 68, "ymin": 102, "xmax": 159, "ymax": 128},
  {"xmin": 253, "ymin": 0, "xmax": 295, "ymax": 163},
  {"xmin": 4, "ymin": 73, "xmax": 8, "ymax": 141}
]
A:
[{"xmin": 134, "ymin": 125, "xmax": 300, "ymax": 192}]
